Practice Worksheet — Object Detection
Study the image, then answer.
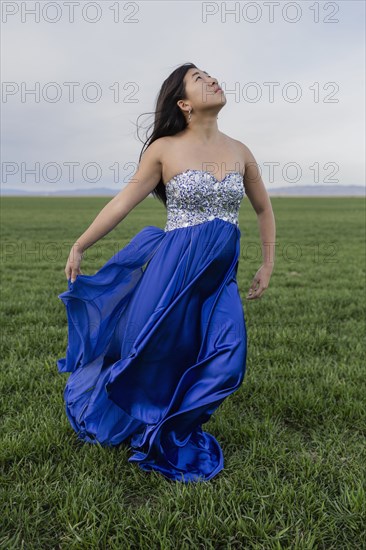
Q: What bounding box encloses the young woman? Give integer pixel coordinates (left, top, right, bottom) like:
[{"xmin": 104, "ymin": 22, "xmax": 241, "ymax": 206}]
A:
[{"xmin": 57, "ymin": 62, "xmax": 276, "ymax": 483}]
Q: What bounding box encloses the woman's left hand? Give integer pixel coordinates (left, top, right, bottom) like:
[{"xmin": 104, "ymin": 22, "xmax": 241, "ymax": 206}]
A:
[{"xmin": 246, "ymin": 263, "xmax": 274, "ymax": 300}]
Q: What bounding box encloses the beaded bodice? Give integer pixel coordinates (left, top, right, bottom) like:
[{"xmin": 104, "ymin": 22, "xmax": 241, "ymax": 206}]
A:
[{"xmin": 164, "ymin": 169, "xmax": 245, "ymax": 232}]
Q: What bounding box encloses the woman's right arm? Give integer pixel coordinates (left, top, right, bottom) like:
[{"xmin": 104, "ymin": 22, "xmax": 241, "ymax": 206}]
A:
[{"xmin": 65, "ymin": 139, "xmax": 164, "ymax": 282}]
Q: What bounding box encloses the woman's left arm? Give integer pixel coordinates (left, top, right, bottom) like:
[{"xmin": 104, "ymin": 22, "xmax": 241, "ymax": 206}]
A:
[{"xmin": 240, "ymin": 142, "xmax": 276, "ymax": 300}]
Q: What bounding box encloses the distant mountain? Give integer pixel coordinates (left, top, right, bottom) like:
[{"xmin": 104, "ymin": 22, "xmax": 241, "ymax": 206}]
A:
[
  {"xmin": 1, "ymin": 185, "xmax": 365, "ymax": 197},
  {"xmin": 0, "ymin": 187, "xmax": 118, "ymax": 196},
  {"xmin": 266, "ymin": 185, "xmax": 365, "ymax": 196}
]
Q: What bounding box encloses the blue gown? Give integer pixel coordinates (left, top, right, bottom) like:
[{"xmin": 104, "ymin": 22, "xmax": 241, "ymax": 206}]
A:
[{"xmin": 57, "ymin": 169, "xmax": 247, "ymax": 483}]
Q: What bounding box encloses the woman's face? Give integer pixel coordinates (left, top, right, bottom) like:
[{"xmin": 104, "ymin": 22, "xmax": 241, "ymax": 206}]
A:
[{"xmin": 183, "ymin": 68, "xmax": 226, "ymax": 110}]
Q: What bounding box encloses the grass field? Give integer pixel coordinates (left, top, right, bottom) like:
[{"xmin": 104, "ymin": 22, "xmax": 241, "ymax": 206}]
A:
[{"xmin": 1, "ymin": 196, "xmax": 365, "ymax": 549}]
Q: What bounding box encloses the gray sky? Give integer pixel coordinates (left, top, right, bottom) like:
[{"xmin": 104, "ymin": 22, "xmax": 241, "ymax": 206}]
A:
[{"xmin": 1, "ymin": 0, "xmax": 365, "ymax": 193}]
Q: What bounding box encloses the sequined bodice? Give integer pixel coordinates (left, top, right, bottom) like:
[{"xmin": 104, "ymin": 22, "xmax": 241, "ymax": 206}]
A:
[{"xmin": 164, "ymin": 169, "xmax": 245, "ymax": 232}]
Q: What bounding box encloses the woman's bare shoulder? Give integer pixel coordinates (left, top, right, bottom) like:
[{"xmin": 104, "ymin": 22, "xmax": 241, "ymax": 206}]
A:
[
  {"xmin": 149, "ymin": 135, "xmax": 182, "ymax": 154},
  {"xmin": 220, "ymin": 133, "xmax": 252, "ymax": 164},
  {"xmin": 225, "ymin": 136, "xmax": 261, "ymax": 168},
  {"xmin": 142, "ymin": 136, "xmax": 176, "ymax": 161},
  {"xmin": 152, "ymin": 135, "xmax": 186, "ymax": 165}
]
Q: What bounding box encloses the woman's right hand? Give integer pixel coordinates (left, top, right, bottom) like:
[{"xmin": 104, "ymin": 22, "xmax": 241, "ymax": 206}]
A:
[{"xmin": 65, "ymin": 243, "xmax": 84, "ymax": 283}]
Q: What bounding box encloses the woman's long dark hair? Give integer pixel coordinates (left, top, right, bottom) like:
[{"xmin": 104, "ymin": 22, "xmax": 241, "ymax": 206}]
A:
[{"xmin": 136, "ymin": 62, "xmax": 198, "ymax": 208}]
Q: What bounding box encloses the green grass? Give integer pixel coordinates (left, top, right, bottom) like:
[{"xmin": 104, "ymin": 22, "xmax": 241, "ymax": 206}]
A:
[{"xmin": 1, "ymin": 196, "xmax": 365, "ymax": 549}]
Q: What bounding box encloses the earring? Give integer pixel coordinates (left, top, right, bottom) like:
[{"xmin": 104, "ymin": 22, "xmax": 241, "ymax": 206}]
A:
[{"xmin": 188, "ymin": 109, "xmax": 192, "ymax": 123}]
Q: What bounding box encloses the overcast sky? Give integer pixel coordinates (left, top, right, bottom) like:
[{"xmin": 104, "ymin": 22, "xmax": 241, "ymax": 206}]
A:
[{"xmin": 1, "ymin": 0, "xmax": 365, "ymax": 193}]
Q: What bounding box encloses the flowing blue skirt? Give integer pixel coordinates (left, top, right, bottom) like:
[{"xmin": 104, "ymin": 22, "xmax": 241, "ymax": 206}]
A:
[{"xmin": 57, "ymin": 217, "xmax": 247, "ymax": 483}]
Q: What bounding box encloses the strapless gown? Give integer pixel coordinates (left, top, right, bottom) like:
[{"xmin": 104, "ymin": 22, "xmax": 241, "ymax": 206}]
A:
[{"xmin": 57, "ymin": 169, "xmax": 248, "ymax": 483}]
